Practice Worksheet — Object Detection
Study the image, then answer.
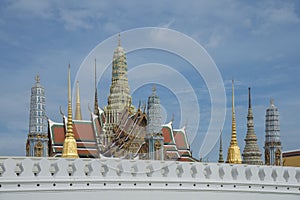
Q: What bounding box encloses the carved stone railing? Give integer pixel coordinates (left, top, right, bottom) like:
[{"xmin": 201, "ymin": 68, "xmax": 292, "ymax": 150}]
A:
[{"xmin": 0, "ymin": 157, "xmax": 299, "ymax": 194}]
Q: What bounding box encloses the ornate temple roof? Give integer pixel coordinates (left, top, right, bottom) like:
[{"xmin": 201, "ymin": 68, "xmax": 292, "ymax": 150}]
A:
[
  {"xmin": 173, "ymin": 127, "xmax": 190, "ymax": 150},
  {"xmin": 162, "ymin": 122, "xmax": 195, "ymax": 161},
  {"xmin": 46, "ymin": 36, "xmax": 195, "ymax": 162},
  {"xmin": 48, "ymin": 113, "xmax": 100, "ymax": 158},
  {"xmin": 162, "ymin": 122, "xmax": 176, "ymax": 145}
]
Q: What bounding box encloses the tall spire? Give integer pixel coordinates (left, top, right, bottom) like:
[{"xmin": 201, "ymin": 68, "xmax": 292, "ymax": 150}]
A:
[
  {"xmin": 74, "ymin": 81, "xmax": 82, "ymax": 120},
  {"xmin": 226, "ymin": 80, "xmax": 242, "ymax": 164},
  {"xmin": 218, "ymin": 130, "xmax": 224, "ymax": 163},
  {"xmin": 147, "ymin": 85, "xmax": 164, "ymax": 160},
  {"xmin": 242, "ymin": 87, "xmax": 263, "ymax": 165},
  {"xmin": 248, "ymin": 87, "xmax": 251, "ymax": 108},
  {"xmin": 62, "ymin": 64, "xmax": 79, "ymax": 158},
  {"xmin": 264, "ymin": 98, "xmax": 281, "ymax": 165},
  {"xmin": 118, "ymin": 33, "xmax": 121, "ymax": 47},
  {"xmin": 147, "ymin": 85, "xmax": 162, "ymax": 135},
  {"xmin": 94, "ymin": 59, "xmax": 99, "ymax": 116},
  {"xmin": 104, "ymin": 35, "xmax": 134, "ymax": 143},
  {"xmin": 26, "ymin": 74, "xmax": 48, "ymax": 157}
]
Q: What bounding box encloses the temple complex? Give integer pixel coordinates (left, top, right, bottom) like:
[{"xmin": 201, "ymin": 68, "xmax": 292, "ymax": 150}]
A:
[
  {"xmin": 26, "ymin": 36, "xmax": 285, "ymax": 165},
  {"xmin": 46, "ymin": 36, "xmax": 195, "ymax": 161}
]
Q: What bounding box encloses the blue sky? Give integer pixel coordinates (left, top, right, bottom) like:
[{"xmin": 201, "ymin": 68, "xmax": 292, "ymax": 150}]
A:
[{"xmin": 0, "ymin": 0, "xmax": 299, "ymax": 161}]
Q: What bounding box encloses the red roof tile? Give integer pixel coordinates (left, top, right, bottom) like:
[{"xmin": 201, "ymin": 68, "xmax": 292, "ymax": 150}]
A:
[
  {"xmin": 174, "ymin": 129, "xmax": 189, "ymax": 150},
  {"xmin": 73, "ymin": 122, "xmax": 95, "ymax": 141},
  {"xmin": 162, "ymin": 126, "xmax": 175, "ymax": 145},
  {"xmin": 49, "ymin": 118, "xmax": 99, "ymax": 158},
  {"xmin": 51, "ymin": 125, "xmax": 65, "ymax": 144}
]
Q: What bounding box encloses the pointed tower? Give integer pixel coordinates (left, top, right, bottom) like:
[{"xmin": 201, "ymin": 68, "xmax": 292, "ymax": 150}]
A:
[
  {"xmin": 26, "ymin": 75, "xmax": 48, "ymax": 157},
  {"xmin": 264, "ymin": 98, "xmax": 281, "ymax": 165},
  {"xmin": 242, "ymin": 87, "xmax": 263, "ymax": 165},
  {"xmin": 94, "ymin": 59, "xmax": 100, "ymax": 116},
  {"xmin": 226, "ymin": 80, "xmax": 242, "ymax": 164},
  {"xmin": 74, "ymin": 81, "xmax": 82, "ymax": 120},
  {"xmin": 104, "ymin": 34, "xmax": 134, "ymax": 144},
  {"xmin": 218, "ymin": 131, "xmax": 224, "ymax": 163},
  {"xmin": 62, "ymin": 65, "xmax": 79, "ymax": 158},
  {"xmin": 146, "ymin": 86, "xmax": 164, "ymax": 160}
]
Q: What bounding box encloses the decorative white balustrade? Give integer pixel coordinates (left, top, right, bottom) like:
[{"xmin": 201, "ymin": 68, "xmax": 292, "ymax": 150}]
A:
[{"xmin": 0, "ymin": 157, "xmax": 299, "ymax": 194}]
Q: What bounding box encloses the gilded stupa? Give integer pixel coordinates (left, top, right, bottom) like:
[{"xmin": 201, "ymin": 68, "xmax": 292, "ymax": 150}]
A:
[
  {"xmin": 226, "ymin": 80, "xmax": 242, "ymax": 164},
  {"xmin": 61, "ymin": 65, "xmax": 79, "ymax": 158}
]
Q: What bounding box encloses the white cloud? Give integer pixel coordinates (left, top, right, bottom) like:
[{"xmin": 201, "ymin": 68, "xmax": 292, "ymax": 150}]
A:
[
  {"xmin": 59, "ymin": 8, "xmax": 93, "ymax": 30},
  {"xmin": 263, "ymin": 3, "xmax": 299, "ymax": 25},
  {"xmin": 104, "ymin": 22, "xmax": 121, "ymax": 34},
  {"xmin": 206, "ymin": 33, "xmax": 223, "ymax": 49},
  {"xmin": 252, "ymin": 2, "xmax": 300, "ymax": 35},
  {"xmin": 6, "ymin": 0, "xmax": 54, "ymax": 19}
]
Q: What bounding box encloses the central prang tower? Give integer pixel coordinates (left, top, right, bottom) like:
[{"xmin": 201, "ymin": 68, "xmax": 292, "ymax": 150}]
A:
[{"xmin": 104, "ymin": 34, "xmax": 135, "ymax": 144}]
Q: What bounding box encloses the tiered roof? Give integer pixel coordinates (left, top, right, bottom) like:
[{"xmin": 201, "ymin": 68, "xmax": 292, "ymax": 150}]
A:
[
  {"xmin": 162, "ymin": 122, "xmax": 196, "ymax": 162},
  {"xmin": 48, "ymin": 113, "xmax": 101, "ymax": 158}
]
